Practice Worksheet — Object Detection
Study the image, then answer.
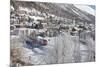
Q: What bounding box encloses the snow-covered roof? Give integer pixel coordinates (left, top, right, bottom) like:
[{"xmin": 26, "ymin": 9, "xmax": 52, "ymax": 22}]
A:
[
  {"xmin": 29, "ymin": 16, "xmax": 44, "ymax": 20},
  {"xmin": 19, "ymin": 7, "xmax": 32, "ymax": 13},
  {"xmin": 74, "ymin": 5, "xmax": 95, "ymax": 16}
]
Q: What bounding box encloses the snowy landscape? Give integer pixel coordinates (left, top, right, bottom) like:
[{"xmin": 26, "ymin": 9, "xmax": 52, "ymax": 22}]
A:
[{"xmin": 10, "ymin": 0, "xmax": 95, "ymax": 67}]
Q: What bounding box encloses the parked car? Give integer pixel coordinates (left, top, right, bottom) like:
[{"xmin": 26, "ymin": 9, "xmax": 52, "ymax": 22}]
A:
[{"xmin": 25, "ymin": 36, "xmax": 48, "ymax": 49}]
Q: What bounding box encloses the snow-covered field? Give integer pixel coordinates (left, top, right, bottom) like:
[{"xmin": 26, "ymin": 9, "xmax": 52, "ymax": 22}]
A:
[{"xmin": 10, "ymin": 31, "xmax": 95, "ymax": 66}]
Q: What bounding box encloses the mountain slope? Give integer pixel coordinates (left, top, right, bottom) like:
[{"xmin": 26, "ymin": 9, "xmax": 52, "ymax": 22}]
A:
[{"xmin": 11, "ymin": 1, "xmax": 95, "ymax": 24}]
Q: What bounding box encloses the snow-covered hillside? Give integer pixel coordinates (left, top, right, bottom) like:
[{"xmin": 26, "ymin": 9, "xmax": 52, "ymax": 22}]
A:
[{"xmin": 74, "ymin": 5, "xmax": 95, "ymax": 16}]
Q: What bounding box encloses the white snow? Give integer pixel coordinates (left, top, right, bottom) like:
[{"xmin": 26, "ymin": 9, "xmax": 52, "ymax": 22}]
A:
[
  {"xmin": 37, "ymin": 36, "xmax": 43, "ymax": 39},
  {"xmin": 29, "ymin": 16, "xmax": 44, "ymax": 20},
  {"xmin": 33, "ymin": 48, "xmax": 44, "ymax": 54},
  {"xmin": 38, "ymin": 29, "xmax": 47, "ymax": 33},
  {"xmin": 19, "ymin": 7, "xmax": 31, "ymax": 13},
  {"xmin": 74, "ymin": 5, "xmax": 95, "ymax": 16},
  {"xmin": 10, "ymin": 6, "xmax": 14, "ymax": 11}
]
